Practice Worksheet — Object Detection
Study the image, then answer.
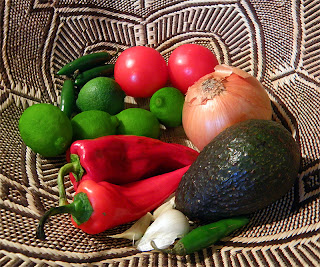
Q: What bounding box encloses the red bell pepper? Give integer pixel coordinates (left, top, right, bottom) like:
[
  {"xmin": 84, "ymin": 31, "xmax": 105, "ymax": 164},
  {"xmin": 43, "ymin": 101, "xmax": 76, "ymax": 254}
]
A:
[
  {"xmin": 58, "ymin": 135, "xmax": 198, "ymax": 205},
  {"xmin": 36, "ymin": 165, "xmax": 190, "ymax": 239}
]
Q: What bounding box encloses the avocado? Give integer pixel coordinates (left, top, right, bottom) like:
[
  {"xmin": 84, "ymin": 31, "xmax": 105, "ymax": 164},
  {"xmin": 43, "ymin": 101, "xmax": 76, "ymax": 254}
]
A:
[{"xmin": 175, "ymin": 119, "xmax": 300, "ymax": 223}]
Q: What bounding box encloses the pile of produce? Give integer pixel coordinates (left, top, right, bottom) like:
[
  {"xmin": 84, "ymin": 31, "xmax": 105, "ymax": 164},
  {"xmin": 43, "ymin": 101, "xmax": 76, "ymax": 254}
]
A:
[{"xmin": 18, "ymin": 43, "xmax": 301, "ymax": 255}]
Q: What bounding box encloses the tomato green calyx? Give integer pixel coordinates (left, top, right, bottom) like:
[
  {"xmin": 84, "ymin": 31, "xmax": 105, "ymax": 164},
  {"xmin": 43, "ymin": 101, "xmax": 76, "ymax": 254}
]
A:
[
  {"xmin": 58, "ymin": 154, "xmax": 84, "ymax": 206},
  {"xmin": 36, "ymin": 192, "xmax": 93, "ymax": 241}
]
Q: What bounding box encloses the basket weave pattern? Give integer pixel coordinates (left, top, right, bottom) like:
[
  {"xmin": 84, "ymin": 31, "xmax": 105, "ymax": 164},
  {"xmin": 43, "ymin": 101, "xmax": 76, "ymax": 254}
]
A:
[{"xmin": 1, "ymin": 0, "xmax": 320, "ymax": 266}]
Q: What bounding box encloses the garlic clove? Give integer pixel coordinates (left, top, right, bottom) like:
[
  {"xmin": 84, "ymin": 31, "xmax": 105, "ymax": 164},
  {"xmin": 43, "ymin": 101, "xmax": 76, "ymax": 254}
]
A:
[
  {"xmin": 136, "ymin": 209, "xmax": 190, "ymax": 252},
  {"xmin": 137, "ymin": 233, "xmax": 180, "ymax": 251},
  {"xmin": 107, "ymin": 212, "xmax": 153, "ymax": 241},
  {"xmin": 153, "ymin": 195, "xmax": 176, "ymax": 219}
]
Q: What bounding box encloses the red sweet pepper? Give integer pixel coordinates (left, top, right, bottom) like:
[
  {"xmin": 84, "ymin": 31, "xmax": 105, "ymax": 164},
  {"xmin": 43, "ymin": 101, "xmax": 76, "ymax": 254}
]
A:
[
  {"xmin": 36, "ymin": 165, "xmax": 190, "ymax": 239},
  {"xmin": 58, "ymin": 135, "xmax": 198, "ymax": 205},
  {"xmin": 61, "ymin": 135, "xmax": 198, "ymax": 188}
]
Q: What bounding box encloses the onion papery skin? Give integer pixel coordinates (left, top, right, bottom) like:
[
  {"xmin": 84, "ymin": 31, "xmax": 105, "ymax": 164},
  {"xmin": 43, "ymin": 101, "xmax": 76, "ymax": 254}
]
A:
[{"xmin": 182, "ymin": 65, "xmax": 272, "ymax": 151}]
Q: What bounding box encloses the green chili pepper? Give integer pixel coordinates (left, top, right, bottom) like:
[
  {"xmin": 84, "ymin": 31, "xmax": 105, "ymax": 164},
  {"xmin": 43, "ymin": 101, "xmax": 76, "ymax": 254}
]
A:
[
  {"xmin": 153, "ymin": 216, "xmax": 249, "ymax": 255},
  {"xmin": 57, "ymin": 52, "xmax": 114, "ymax": 76},
  {"xmin": 59, "ymin": 79, "xmax": 76, "ymax": 118},
  {"xmin": 74, "ymin": 64, "xmax": 115, "ymax": 87}
]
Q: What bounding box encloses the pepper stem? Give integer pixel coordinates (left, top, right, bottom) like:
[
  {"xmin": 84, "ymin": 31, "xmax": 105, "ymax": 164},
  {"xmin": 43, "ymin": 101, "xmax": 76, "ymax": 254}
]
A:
[
  {"xmin": 36, "ymin": 192, "xmax": 93, "ymax": 240},
  {"xmin": 58, "ymin": 154, "xmax": 84, "ymax": 206}
]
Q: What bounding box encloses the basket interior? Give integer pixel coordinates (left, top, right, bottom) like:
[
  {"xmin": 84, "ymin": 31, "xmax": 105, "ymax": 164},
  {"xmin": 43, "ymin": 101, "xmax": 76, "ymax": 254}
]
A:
[{"xmin": 1, "ymin": 0, "xmax": 320, "ymax": 266}]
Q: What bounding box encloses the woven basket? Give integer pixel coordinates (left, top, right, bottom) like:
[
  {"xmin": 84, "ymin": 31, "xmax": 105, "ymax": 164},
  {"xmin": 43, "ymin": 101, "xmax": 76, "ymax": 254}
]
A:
[{"xmin": 1, "ymin": 0, "xmax": 320, "ymax": 266}]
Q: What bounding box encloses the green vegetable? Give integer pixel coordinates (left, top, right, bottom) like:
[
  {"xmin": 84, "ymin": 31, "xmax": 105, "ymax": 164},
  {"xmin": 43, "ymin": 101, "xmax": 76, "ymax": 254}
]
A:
[
  {"xmin": 59, "ymin": 79, "xmax": 76, "ymax": 118},
  {"xmin": 57, "ymin": 52, "xmax": 114, "ymax": 76},
  {"xmin": 74, "ymin": 64, "xmax": 115, "ymax": 87},
  {"xmin": 153, "ymin": 217, "xmax": 249, "ymax": 255}
]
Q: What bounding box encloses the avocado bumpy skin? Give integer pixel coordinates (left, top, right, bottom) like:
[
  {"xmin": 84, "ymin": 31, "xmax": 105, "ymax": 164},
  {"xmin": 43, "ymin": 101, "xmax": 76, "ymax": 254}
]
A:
[{"xmin": 175, "ymin": 119, "xmax": 301, "ymax": 223}]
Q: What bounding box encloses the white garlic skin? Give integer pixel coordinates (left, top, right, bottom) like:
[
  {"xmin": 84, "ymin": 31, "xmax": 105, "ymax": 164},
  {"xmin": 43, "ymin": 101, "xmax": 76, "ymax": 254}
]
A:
[{"xmin": 136, "ymin": 209, "xmax": 190, "ymax": 252}]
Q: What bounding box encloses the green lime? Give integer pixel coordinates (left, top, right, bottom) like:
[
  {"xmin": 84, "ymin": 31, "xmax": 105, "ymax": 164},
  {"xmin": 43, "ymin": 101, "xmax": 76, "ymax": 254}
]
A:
[
  {"xmin": 150, "ymin": 87, "xmax": 185, "ymax": 128},
  {"xmin": 18, "ymin": 103, "xmax": 73, "ymax": 157},
  {"xmin": 116, "ymin": 108, "xmax": 160, "ymax": 139},
  {"xmin": 71, "ymin": 110, "xmax": 119, "ymax": 141},
  {"xmin": 76, "ymin": 77, "xmax": 126, "ymax": 115}
]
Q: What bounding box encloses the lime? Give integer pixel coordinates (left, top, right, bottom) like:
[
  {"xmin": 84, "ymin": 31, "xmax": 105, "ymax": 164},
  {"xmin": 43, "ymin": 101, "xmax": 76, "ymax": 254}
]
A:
[
  {"xmin": 18, "ymin": 103, "xmax": 73, "ymax": 157},
  {"xmin": 116, "ymin": 108, "xmax": 160, "ymax": 139},
  {"xmin": 150, "ymin": 87, "xmax": 185, "ymax": 128},
  {"xmin": 76, "ymin": 77, "xmax": 126, "ymax": 115},
  {"xmin": 71, "ymin": 110, "xmax": 119, "ymax": 141}
]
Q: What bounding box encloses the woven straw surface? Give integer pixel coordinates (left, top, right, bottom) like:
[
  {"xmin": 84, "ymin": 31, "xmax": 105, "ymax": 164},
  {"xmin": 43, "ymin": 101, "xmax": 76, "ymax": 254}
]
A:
[{"xmin": 1, "ymin": 0, "xmax": 320, "ymax": 266}]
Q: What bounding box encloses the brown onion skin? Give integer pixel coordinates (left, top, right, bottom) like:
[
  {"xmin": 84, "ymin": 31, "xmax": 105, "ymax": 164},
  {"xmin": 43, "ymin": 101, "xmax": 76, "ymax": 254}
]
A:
[{"xmin": 182, "ymin": 65, "xmax": 272, "ymax": 151}]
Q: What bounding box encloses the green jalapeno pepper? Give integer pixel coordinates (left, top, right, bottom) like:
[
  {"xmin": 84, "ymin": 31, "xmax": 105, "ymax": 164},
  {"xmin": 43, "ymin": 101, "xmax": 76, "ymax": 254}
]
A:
[
  {"xmin": 59, "ymin": 79, "xmax": 76, "ymax": 118},
  {"xmin": 57, "ymin": 52, "xmax": 114, "ymax": 76},
  {"xmin": 153, "ymin": 216, "xmax": 249, "ymax": 255},
  {"xmin": 74, "ymin": 64, "xmax": 115, "ymax": 87}
]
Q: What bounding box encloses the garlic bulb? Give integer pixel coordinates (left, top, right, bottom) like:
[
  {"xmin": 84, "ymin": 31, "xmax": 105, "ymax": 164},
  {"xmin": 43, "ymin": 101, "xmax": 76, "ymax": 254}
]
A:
[{"xmin": 136, "ymin": 209, "xmax": 190, "ymax": 252}]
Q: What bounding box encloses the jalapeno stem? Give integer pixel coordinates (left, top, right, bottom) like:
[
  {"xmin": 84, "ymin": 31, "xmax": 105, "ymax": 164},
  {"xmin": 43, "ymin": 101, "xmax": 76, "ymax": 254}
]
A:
[
  {"xmin": 36, "ymin": 192, "xmax": 93, "ymax": 240},
  {"xmin": 58, "ymin": 154, "xmax": 84, "ymax": 206}
]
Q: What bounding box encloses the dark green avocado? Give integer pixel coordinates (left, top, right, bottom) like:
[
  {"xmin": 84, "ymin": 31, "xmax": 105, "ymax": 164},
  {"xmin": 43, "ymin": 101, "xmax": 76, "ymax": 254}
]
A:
[{"xmin": 175, "ymin": 119, "xmax": 300, "ymax": 223}]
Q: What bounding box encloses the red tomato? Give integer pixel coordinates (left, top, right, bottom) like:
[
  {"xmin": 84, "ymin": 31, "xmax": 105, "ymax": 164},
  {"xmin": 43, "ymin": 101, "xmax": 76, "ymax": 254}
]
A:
[
  {"xmin": 168, "ymin": 44, "xmax": 219, "ymax": 94},
  {"xmin": 114, "ymin": 46, "xmax": 168, "ymax": 98}
]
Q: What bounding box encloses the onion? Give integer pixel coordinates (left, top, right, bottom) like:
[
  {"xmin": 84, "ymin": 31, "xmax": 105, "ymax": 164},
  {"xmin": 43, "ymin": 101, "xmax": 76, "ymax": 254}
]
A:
[{"xmin": 182, "ymin": 64, "xmax": 272, "ymax": 151}]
